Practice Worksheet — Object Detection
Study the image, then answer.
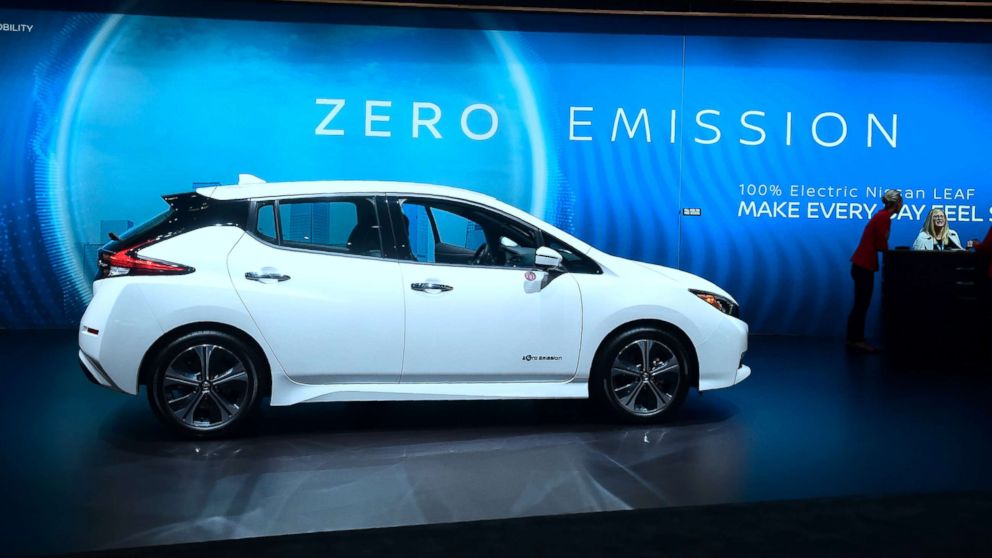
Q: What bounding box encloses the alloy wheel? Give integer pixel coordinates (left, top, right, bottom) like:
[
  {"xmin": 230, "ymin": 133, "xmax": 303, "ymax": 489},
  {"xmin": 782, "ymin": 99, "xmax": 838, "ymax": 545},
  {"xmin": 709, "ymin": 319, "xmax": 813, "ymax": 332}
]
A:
[
  {"xmin": 610, "ymin": 338, "xmax": 681, "ymax": 417},
  {"xmin": 161, "ymin": 344, "xmax": 251, "ymax": 431}
]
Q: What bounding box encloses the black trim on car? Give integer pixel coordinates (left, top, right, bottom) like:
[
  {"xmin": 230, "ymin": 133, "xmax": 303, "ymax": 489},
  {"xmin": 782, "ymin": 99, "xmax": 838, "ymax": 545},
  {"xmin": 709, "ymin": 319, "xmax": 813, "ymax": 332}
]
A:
[
  {"xmin": 104, "ymin": 192, "xmax": 250, "ymax": 254},
  {"xmin": 79, "ymin": 352, "xmax": 126, "ymax": 393},
  {"xmin": 536, "ymin": 231, "xmax": 604, "ymax": 275},
  {"xmin": 375, "ymin": 195, "xmax": 403, "ymax": 260},
  {"xmin": 79, "ymin": 356, "xmax": 102, "ymax": 387},
  {"xmin": 272, "ymin": 200, "xmax": 284, "ymax": 244},
  {"xmin": 97, "ymin": 192, "xmax": 250, "ymax": 280}
]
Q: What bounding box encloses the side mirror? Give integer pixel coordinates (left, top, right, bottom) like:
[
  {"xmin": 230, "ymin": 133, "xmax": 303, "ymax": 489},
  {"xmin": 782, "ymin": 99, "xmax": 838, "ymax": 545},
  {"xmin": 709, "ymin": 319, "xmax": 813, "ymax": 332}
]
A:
[{"xmin": 534, "ymin": 246, "xmax": 563, "ymax": 270}]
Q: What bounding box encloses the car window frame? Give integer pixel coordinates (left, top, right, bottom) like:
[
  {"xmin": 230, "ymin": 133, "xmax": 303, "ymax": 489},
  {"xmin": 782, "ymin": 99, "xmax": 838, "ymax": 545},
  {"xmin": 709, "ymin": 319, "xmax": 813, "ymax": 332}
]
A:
[{"xmin": 246, "ymin": 194, "xmax": 392, "ymax": 261}]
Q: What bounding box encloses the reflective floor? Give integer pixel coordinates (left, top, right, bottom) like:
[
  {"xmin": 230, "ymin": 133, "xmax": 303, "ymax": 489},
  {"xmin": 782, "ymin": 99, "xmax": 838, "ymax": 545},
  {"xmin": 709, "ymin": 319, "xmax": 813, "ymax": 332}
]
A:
[{"xmin": 2, "ymin": 331, "xmax": 991, "ymax": 556}]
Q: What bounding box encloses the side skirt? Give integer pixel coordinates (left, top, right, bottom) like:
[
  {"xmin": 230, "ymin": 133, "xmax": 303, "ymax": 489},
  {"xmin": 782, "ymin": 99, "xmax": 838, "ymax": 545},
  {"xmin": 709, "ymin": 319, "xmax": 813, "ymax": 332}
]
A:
[{"xmin": 269, "ymin": 380, "xmax": 589, "ymax": 406}]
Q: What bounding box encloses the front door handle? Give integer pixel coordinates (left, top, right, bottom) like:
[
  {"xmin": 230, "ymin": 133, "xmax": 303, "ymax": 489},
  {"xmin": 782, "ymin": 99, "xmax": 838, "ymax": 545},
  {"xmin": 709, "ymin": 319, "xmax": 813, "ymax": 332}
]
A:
[
  {"xmin": 246, "ymin": 271, "xmax": 291, "ymax": 282},
  {"xmin": 411, "ymin": 282, "xmax": 453, "ymax": 293}
]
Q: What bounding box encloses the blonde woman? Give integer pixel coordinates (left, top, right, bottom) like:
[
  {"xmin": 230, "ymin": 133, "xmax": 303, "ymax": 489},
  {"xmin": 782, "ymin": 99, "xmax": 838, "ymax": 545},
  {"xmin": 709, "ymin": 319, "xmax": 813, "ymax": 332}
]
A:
[{"xmin": 912, "ymin": 208, "xmax": 963, "ymax": 251}]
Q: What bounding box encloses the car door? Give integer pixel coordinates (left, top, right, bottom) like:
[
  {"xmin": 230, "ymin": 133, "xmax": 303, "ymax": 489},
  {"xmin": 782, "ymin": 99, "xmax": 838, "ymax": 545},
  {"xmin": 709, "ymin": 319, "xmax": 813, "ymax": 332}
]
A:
[
  {"xmin": 227, "ymin": 195, "xmax": 405, "ymax": 384},
  {"xmin": 388, "ymin": 195, "xmax": 583, "ymax": 383}
]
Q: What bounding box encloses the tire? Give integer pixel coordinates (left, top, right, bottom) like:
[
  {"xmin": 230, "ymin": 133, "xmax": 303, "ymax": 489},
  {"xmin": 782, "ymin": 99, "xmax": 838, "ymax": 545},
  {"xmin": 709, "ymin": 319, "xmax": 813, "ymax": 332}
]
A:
[
  {"xmin": 592, "ymin": 327, "xmax": 691, "ymax": 424},
  {"xmin": 147, "ymin": 330, "xmax": 262, "ymax": 438}
]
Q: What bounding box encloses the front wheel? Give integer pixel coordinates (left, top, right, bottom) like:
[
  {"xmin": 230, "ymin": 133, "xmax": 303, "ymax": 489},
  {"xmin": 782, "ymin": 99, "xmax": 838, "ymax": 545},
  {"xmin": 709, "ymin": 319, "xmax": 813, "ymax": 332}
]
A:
[
  {"xmin": 147, "ymin": 331, "xmax": 262, "ymax": 438},
  {"xmin": 593, "ymin": 327, "xmax": 691, "ymax": 423}
]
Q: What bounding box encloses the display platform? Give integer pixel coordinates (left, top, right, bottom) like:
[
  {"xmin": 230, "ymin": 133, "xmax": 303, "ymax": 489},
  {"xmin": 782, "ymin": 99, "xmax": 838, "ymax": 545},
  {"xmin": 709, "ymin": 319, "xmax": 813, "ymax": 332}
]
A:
[
  {"xmin": 56, "ymin": 492, "xmax": 992, "ymax": 558},
  {"xmin": 3, "ymin": 331, "xmax": 992, "ymax": 556}
]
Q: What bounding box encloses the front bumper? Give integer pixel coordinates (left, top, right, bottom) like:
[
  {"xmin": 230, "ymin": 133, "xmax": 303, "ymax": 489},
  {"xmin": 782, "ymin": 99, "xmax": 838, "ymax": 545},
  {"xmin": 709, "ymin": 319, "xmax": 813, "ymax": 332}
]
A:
[
  {"xmin": 696, "ymin": 315, "xmax": 750, "ymax": 391},
  {"xmin": 734, "ymin": 364, "xmax": 752, "ymax": 384}
]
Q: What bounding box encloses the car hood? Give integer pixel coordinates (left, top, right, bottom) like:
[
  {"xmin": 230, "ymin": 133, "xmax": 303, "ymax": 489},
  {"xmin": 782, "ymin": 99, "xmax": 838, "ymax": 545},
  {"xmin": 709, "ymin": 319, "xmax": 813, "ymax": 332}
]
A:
[
  {"xmin": 597, "ymin": 253, "xmax": 735, "ymax": 302},
  {"xmin": 639, "ymin": 263, "xmax": 733, "ymax": 300}
]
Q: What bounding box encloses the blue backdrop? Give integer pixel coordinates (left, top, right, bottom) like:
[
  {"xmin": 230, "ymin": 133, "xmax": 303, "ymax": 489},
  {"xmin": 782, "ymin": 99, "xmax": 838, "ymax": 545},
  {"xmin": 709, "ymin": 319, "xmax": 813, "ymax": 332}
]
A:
[{"xmin": 1, "ymin": 6, "xmax": 990, "ymax": 335}]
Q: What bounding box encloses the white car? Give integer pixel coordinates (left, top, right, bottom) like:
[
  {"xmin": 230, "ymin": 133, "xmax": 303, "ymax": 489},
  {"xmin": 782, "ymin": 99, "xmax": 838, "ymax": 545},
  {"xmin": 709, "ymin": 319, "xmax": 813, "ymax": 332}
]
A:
[{"xmin": 79, "ymin": 177, "xmax": 750, "ymax": 437}]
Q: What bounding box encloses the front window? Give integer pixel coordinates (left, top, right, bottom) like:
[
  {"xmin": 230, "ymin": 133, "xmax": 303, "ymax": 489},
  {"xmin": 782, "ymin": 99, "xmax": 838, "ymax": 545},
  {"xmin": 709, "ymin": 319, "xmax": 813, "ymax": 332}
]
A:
[{"xmin": 396, "ymin": 198, "xmax": 538, "ymax": 268}]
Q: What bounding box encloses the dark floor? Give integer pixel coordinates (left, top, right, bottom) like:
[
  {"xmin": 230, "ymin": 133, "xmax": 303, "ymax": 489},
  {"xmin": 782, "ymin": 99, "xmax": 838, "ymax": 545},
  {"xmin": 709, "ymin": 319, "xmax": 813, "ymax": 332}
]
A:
[
  {"xmin": 2, "ymin": 331, "xmax": 991, "ymax": 556},
  {"xmin": 66, "ymin": 492, "xmax": 992, "ymax": 558}
]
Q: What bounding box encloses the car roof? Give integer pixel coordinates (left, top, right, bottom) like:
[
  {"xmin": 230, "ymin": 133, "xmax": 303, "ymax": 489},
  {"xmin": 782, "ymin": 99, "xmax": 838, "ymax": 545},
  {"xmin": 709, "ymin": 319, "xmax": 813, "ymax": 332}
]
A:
[
  {"xmin": 195, "ymin": 180, "xmax": 593, "ymax": 254},
  {"xmin": 197, "ymin": 180, "xmax": 489, "ymax": 202}
]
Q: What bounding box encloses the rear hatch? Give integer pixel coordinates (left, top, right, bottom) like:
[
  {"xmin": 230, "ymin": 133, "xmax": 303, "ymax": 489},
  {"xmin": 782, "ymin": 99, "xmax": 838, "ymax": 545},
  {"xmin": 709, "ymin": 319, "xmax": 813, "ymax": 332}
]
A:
[{"xmin": 97, "ymin": 192, "xmax": 249, "ymax": 279}]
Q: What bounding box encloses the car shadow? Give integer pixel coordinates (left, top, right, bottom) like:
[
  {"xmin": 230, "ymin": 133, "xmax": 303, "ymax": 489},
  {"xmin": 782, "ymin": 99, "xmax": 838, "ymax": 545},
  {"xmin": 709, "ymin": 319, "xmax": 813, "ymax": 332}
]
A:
[{"xmin": 97, "ymin": 391, "xmax": 741, "ymax": 458}]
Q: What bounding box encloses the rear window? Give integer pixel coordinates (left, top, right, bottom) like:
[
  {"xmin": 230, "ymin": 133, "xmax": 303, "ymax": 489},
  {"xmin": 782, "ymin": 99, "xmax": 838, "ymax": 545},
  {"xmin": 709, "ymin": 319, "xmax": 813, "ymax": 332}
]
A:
[
  {"xmin": 101, "ymin": 192, "xmax": 248, "ymax": 254},
  {"xmin": 117, "ymin": 208, "xmax": 172, "ymax": 243}
]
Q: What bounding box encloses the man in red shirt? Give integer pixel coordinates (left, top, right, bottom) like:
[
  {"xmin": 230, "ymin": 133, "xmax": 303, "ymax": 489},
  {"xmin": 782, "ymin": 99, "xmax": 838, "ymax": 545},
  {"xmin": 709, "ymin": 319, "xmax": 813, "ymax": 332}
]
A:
[{"xmin": 847, "ymin": 189, "xmax": 903, "ymax": 352}]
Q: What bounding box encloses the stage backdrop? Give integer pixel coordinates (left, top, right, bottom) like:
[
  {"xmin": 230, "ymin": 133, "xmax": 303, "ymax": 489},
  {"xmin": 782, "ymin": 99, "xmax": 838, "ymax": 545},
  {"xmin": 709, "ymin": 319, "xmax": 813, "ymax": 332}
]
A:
[{"xmin": 1, "ymin": 5, "xmax": 990, "ymax": 335}]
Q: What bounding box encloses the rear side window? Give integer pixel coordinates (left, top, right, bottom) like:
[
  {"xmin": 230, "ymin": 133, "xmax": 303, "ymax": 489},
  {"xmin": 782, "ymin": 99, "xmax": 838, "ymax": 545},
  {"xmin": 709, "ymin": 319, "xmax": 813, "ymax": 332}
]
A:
[
  {"xmin": 255, "ymin": 204, "xmax": 276, "ymax": 240},
  {"xmin": 259, "ymin": 198, "xmax": 382, "ymax": 257}
]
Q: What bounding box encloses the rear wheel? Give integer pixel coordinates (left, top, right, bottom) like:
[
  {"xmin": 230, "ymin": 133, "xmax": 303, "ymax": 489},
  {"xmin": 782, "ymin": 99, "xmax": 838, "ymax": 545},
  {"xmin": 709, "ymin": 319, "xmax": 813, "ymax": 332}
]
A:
[
  {"xmin": 147, "ymin": 331, "xmax": 262, "ymax": 438},
  {"xmin": 593, "ymin": 327, "xmax": 690, "ymax": 423}
]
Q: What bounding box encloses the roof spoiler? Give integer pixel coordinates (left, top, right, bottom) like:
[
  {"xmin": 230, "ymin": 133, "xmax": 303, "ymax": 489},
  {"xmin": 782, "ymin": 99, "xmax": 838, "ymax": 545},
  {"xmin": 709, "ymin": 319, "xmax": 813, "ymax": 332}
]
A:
[
  {"xmin": 161, "ymin": 191, "xmax": 210, "ymax": 212},
  {"xmin": 238, "ymin": 174, "xmax": 266, "ymax": 185}
]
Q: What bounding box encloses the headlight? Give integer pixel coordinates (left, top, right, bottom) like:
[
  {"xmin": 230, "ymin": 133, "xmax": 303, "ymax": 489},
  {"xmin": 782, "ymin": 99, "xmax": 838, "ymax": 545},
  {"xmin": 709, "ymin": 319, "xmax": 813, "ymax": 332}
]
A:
[{"xmin": 690, "ymin": 289, "xmax": 739, "ymax": 317}]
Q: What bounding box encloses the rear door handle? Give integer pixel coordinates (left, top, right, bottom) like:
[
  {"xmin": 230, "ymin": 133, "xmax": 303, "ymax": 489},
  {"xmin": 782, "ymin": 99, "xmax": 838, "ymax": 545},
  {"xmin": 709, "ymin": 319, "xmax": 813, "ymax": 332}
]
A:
[
  {"xmin": 411, "ymin": 282, "xmax": 453, "ymax": 293},
  {"xmin": 246, "ymin": 271, "xmax": 291, "ymax": 282}
]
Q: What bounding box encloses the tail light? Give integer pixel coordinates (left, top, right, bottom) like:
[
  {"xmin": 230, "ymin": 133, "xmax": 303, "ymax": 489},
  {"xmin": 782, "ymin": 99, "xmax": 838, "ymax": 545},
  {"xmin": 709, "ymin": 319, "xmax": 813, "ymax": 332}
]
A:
[{"xmin": 98, "ymin": 239, "xmax": 194, "ymax": 279}]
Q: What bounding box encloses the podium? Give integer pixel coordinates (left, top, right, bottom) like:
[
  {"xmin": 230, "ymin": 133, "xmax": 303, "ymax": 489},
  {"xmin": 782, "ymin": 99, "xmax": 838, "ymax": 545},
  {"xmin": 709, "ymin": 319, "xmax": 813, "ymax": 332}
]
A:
[{"xmin": 881, "ymin": 250, "xmax": 990, "ymax": 365}]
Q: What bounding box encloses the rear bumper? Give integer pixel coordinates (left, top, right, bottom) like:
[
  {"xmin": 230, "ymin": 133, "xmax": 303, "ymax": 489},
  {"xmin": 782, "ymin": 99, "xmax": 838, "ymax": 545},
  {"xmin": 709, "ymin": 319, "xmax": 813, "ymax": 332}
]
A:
[
  {"xmin": 79, "ymin": 350, "xmax": 127, "ymax": 393},
  {"xmin": 78, "ymin": 279, "xmax": 163, "ymax": 395}
]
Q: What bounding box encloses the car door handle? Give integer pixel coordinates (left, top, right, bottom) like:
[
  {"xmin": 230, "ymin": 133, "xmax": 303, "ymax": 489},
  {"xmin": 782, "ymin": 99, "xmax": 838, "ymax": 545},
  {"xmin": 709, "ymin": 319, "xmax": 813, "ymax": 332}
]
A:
[
  {"xmin": 246, "ymin": 271, "xmax": 291, "ymax": 282},
  {"xmin": 411, "ymin": 282, "xmax": 453, "ymax": 292}
]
